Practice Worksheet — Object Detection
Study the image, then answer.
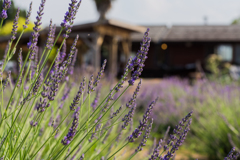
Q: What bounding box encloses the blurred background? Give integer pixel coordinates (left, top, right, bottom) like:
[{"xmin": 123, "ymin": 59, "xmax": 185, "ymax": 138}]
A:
[{"xmin": 2, "ymin": 0, "xmax": 240, "ymax": 159}]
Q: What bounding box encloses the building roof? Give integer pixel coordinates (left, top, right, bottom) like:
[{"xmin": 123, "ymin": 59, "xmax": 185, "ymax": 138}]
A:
[
  {"xmin": 131, "ymin": 25, "xmax": 169, "ymax": 43},
  {"xmin": 68, "ymin": 19, "xmax": 146, "ymax": 34},
  {"xmin": 131, "ymin": 25, "xmax": 240, "ymax": 42},
  {"xmin": 0, "ymin": 19, "xmax": 146, "ymax": 42}
]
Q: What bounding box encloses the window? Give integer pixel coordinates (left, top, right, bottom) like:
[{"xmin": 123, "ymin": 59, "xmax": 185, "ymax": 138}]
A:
[{"xmin": 216, "ymin": 44, "xmax": 233, "ymax": 61}]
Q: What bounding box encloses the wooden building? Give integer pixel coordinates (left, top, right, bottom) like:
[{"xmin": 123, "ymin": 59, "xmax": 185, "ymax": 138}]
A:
[
  {"xmin": 0, "ymin": 19, "xmax": 146, "ymax": 77},
  {"xmin": 2, "ymin": 21, "xmax": 240, "ymax": 78},
  {"xmin": 131, "ymin": 25, "xmax": 240, "ymax": 77}
]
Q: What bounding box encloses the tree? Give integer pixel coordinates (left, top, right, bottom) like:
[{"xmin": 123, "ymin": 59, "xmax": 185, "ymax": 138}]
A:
[{"xmin": 232, "ymin": 17, "xmax": 240, "ymax": 25}]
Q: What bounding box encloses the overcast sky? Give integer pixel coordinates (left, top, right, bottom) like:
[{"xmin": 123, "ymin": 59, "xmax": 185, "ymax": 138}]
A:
[{"xmin": 13, "ymin": 0, "xmax": 240, "ymax": 27}]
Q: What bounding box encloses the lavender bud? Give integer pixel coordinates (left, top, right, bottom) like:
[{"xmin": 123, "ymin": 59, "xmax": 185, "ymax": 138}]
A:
[
  {"xmin": 128, "ymin": 98, "xmax": 157, "ymax": 142},
  {"xmin": 126, "ymin": 79, "xmax": 141, "ymax": 108},
  {"xmin": 46, "ymin": 19, "xmax": 56, "ymax": 50},
  {"xmin": 62, "ymin": 107, "xmax": 80, "ymax": 145},
  {"xmin": 93, "ymin": 59, "xmax": 107, "ymax": 87},
  {"xmin": 11, "ymin": 8, "xmax": 20, "ymax": 41},
  {"xmin": 110, "ymin": 105, "xmax": 122, "ymax": 119},
  {"xmin": 135, "ymin": 118, "xmax": 153, "ymax": 152},
  {"xmin": 0, "ymin": 0, "xmax": 11, "ymax": 19},
  {"xmin": 122, "ymin": 103, "xmax": 137, "ymax": 130},
  {"xmin": 128, "ymin": 28, "xmax": 151, "ymax": 86},
  {"xmin": 30, "ymin": 120, "xmax": 38, "ymax": 127},
  {"xmin": 80, "ymin": 154, "xmax": 84, "ymax": 160},
  {"xmin": 149, "ymin": 139, "xmax": 163, "ymax": 160},
  {"xmin": 28, "ymin": 0, "xmax": 46, "ymax": 54},
  {"xmin": 23, "ymin": 2, "xmax": 32, "ymax": 29},
  {"xmin": 0, "ymin": 63, "xmax": 2, "ymax": 81},
  {"xmin": 87, "ymin": 75, "xmax": 94, "ymax": 94},
  {"xmin": 70, "ymin": 77, "xmax": 86, "ymax": 111}
]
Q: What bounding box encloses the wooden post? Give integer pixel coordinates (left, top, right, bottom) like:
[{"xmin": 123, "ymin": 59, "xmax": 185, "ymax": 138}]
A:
[
  {"xmin": 93, "ymin": 34, "xmax": 104, "ymax": 73},
  {"xmin": 122, "ymin": 38, "xmax": 131, "ymax": 65},
  {"xmin": 108, "ymin": 37, "xmax": 119, "ymax": 78},
  {"xmin": 122, "ymin": 38, "xmax": 131, "ymax": 77}
]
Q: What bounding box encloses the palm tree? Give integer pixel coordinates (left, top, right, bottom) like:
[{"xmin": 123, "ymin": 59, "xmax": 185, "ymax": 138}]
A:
[{"xmin": 94, "ymin": 0, "xmax": 113, "ymax": 21}]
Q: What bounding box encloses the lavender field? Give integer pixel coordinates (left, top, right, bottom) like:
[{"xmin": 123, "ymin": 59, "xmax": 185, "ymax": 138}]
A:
[{"xmin": 0, "ymin": 0, "xmax": 239, "ymax": 159}]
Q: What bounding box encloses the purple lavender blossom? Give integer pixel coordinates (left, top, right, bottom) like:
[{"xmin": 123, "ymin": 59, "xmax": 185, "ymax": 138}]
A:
[
  {"xmin": 69, "ymin": 77, "xmax": 86, "ymax": 111},
  {"xmin": 28, "ymin": 0, "xmax": 46, "ymax": 58},
  {"xmin": 33, "ymin": 73, "xmax": 43, "ymax": 95},
  {"xmin": 224, "ymin": 147, "xmax": 240, "ymax": 160},
  {"xmin": 115, "ymin": 58, "xmax": 132, "ymax": 92},
  {"xmin": 30, "ymin": 120, "xmax": 38, "ymax": 127},
  {"xmin": 46, "ymin": 19, "xmax": 56, "ymax": 50},
  {"xmin": 122, "ymin": 103, "xmax": 137, "ymax": 130},
  {"xmin": 93, "ymin": 59, "xmax": 107, "ymax": 87},
  {"xmin": 91, "ymin": 88, "xmax": 101, "ymax": 110},
  {"xmin": 135, "ymin": 118, "xmax": 153, "ymax": 152},
  {"xmin": 68, "ymin": 49, "xmax": 78, "ymax": 76},
  {"xmin": 61, "ymin": 0, "xmax": 80, "ymax": 27},
  {"xmin": 126, "ymin": 79, "xmax": 141, "ymax": 108},
  {"xmin": 87, "ymin": 75, "xmax": 94, "ymax": 94},
  {"xmin": 17, "ymin": 48, "xmax": 23, "ymax": 87},
  {"xmin": 2, "ymin": 0, "xmax": 11, "ymax": 10},
  {"xmin": 80, "ymin": 154, "xmax": 84, "ymax": 160},
  {"xmin": 0, "ymin": 63, "xmax": 2, "ymax": 81},
  {"xmin": 61, "ymin": 83, "xmax": 73, "ymax": 102},
  {"xmin": 60, "ymin": 40, "xmax": 67, "ymax": 63},
  {"xmin": 0, "ymin": 0, "xmax": 11, "ymax": 19},
  {"xmin": 101, "ymin": 92, "xmax": 113, "ymax": 112},
  {"xmin": 110, "ymin": 105, "xmax": 122, "ymax": 119},
  {"xmin": 162, "ymin": 111, "xmax": 193, "ymax": 160},
  {"xmin": 149, "ymin": 139, "xmax": 163, "ymax": 160},
  {"xmin": 2, "ymin": 71, "xmax": 11, "ymax": 91},
  {"xmin": 62, "ymin": 107, "xmax": 80, "ymax": 145},
  {"xmin": 128, "ymin": 28, "xmax": 151, "ymax": 86},
  {"xmin": 36, "ymin": 97, "xmax": 50, "ymax": 113},
  {"xmin": 48, "ymin": 35, "xmax": 79, "ymax": 101},
  {"xmin": 10, "ymin": 8, "xmax": 20, "ymax": 41},
  {"xmin": 128, "ymin": 98, "xmax": 157, "ymax": 142},
  {"xmin": 23, "ymin": 2, "xmax": 32, "ymax": 29}
]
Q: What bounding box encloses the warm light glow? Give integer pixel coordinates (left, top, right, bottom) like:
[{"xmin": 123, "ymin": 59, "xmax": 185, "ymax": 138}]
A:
[{"xmin": 161, "ymin": 43, "xmax": 167, "ymax": 50}]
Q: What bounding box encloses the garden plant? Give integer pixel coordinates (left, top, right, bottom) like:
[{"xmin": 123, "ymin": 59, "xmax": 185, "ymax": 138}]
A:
[{"xmin": 0, "ymin": 0, "xmax": 239, "ymax": 159}]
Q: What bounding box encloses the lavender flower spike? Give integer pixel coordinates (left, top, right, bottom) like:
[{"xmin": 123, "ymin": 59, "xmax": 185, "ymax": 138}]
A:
[
  {"xmin": 0, "ymin": 0, "xmax": 11, "ymax": 19},
  {"xmin": 17, "ymin": 48, "xmax": 23, "ymax": 87},
  {"xmin": 70, "ymin": 77, "xmax": 86, "ymax": 111},
  {"xmin": 46, "ymin": 19, "xmax": 56, "ymax": 50},
  {"xmin": 93, "ymin": 59, "xmax": 107, "ymax": 87},
  {"xmin": 128, "ymin": 28, "xmax": 151, "ymax": 86},
  {"xmin": 224, "ymin": 147, "xmax": 240, "ymax": 160},
  {"xmin": 128, "ymin": 98, "xmax": 158, "ymax": 142},
  {"xmin": 23, "ymin": 2, "xmax": 33, "ymax": 29},
  {"xmin": 162, "ymin": 111, "xmax": 193, "ymax": 160},
  {"xmin": 135, "ymin": 118, "xmax": 153, "ymax": 152},
  {"xmin": 126, "ymin": 79, "xmax": 141, "ymax": 108},
  {"xmin": 0, "ymin": 63, "xmax": 2, "ymax": 81},
  {"xmin": 61, "ymin": 0, "xmax": 79, "ymax": 28},
  {"xmin": 149, "ymin": 139, "xmax": 163, "ymax": 160},
  {"xmin": 115, "ymin": 58, "xmax": 132, "ymax": 92},
  {"xmin": 87, "ymin": 75, "xmax": 94, "ymax": 94},
  {"xmin": 11, "ymin": 8, "xmax": 20, "ymax": 41},
  {"xmin": 122, "ymin": 103, "xmax": 137, "ymax": 130},
  {"xmin": 91, "ymin": 88, "xmax": 101, "ymax": 110},
  {"xmin": 28, "ymin": 0, "xmax": 46, "ymax": 57},
  {"xmin": 62, "ymin": 107, "xmax": 80, "ymax": 145}
]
